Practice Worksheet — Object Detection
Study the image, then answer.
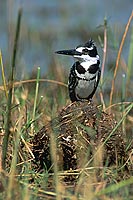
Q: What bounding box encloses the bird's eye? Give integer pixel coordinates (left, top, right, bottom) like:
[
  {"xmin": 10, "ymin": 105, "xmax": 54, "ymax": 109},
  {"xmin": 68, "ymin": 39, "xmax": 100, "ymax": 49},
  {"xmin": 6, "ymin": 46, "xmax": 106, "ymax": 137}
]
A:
[{"xmin": 82, "ymin": 48, "xmax": 89, "ymax": 54}]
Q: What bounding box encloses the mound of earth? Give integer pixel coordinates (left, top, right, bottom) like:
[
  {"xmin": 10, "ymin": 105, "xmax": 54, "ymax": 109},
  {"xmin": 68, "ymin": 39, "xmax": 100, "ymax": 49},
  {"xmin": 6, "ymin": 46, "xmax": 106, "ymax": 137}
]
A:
[{"xmin": 31, "ymin": 101, "xmax": 128, "ymax": 172}]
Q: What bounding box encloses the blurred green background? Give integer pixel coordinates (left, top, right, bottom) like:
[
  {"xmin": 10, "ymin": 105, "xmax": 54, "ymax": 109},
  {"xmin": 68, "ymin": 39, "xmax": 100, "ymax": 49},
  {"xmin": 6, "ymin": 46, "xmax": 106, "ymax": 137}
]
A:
[{"xmin": 0, "ymin": 0, "xmax": 133, "ymax": 81}]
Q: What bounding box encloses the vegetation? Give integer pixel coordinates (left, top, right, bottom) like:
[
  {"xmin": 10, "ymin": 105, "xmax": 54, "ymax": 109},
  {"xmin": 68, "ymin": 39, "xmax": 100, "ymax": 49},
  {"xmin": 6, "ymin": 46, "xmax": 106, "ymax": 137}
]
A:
[{"xmin": 0, "ymin": 8, "xmax": 132, "ymax": 200}]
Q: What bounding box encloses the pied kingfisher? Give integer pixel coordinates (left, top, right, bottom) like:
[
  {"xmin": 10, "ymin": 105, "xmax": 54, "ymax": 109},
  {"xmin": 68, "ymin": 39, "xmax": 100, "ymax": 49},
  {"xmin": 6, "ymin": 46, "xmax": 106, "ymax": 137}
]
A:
[{"xmin": 56, "ymin": 39, "xmax": 101, "ymax": 102}]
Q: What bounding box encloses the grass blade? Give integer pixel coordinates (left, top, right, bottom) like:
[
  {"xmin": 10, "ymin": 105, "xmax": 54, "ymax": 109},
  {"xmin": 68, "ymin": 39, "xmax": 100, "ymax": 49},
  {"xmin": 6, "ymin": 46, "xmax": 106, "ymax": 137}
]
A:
[
  {"xmin": 32, "ymin": 67, "xmax": 41, "ymax": 121},
  {"xmin": 96, "ymin": 177, "xmax": 133, "ymax": 196},
  {"xmin": 0, "ymin": 50, "xmax": 8, "ymax": 99},
  {"xmin": 2, "ymin": 8, "xmax": 22, "ymax": 170},
  {"xmin": 127, "ymin": 26, "xmax": 133, "ymax": 83},
  {"xmin": 30, "ymin": 67, "xmax": 41, "ymax": 135},
  {"xmin": 99, "ymin": 17, "xmax": 107, "ymax": 110}
]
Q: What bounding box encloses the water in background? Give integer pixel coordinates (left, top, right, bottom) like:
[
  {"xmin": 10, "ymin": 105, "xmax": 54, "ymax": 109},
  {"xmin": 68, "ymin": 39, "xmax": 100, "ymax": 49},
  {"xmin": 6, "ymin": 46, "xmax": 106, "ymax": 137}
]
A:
[{"xmin": 0, "ymin": 0, "xmax": 133, "ymax": 79}]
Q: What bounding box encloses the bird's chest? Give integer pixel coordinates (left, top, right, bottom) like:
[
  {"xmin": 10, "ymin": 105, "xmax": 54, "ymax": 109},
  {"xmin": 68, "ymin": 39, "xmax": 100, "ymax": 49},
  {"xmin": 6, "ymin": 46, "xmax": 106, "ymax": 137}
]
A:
[
  {"xmin": 75, "ymin": 79, "xmax": 94, "ymax": 98},
  {"xmin": 71, "ymin": 61, "xmax": 98, "ymax": 99},
  {"xmin": 77, "ymin": 79, "xmax": 90, "ymax": 89}
]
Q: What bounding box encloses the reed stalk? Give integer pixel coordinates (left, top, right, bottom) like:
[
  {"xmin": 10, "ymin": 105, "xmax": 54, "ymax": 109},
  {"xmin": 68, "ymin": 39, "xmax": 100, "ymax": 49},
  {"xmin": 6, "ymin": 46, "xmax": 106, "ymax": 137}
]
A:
[{"xmin": 2, "ymin": 8, "xmax": 22, "ymax": 170}]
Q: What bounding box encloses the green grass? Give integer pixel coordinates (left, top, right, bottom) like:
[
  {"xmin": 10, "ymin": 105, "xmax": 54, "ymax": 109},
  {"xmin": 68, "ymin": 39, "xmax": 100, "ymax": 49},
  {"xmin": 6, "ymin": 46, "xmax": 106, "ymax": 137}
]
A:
[{"xmin": 0, "ymin": 9, "xmax": 133, "ymax": 200}]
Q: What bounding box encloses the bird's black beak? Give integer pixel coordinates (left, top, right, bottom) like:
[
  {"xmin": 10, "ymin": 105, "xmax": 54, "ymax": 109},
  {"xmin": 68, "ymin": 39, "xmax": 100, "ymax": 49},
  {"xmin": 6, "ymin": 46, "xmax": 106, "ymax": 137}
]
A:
[{"xmin": 55, "ymin": 49, "xmax": 81, "ymax": 56}]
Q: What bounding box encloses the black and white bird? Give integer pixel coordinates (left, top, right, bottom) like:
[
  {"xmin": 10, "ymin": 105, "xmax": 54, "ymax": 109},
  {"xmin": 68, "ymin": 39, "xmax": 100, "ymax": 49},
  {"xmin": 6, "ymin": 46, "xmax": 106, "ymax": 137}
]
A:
[{"xmin": 56, "ymin": 39, "xmax": 101, "ymax": 102}]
